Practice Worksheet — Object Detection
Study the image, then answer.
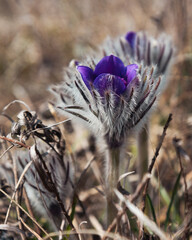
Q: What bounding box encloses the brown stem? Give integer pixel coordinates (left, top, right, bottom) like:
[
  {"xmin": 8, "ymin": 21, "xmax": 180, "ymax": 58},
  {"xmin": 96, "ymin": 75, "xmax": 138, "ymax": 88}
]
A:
[{"xmin": 0, "ymin": 136, "xmax": 30, "ymax": 149}]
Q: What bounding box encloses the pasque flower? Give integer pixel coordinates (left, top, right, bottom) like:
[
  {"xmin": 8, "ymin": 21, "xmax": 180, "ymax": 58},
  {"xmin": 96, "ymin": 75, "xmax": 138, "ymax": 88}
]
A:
[
  {"xmin": 125, "ymin": 31, "xmax": 173, "ymax": 74},
  {"xmin": 100, "ymin": 31, "xmax": 173, "ymax": 78},
  {"xmin": 77, "ymin": 55, "xmax": 138, "ymax": 96},
  {"xmin": 51, "ymin": 54, "xmax": 162, "ymax": 148},
  {"xmin": 51, "ymin": 53, "xmax": 164, "ymax": 225},
  {"xmin": 51, "ymin": 33, "xmax": 173, "ymax": 225}
]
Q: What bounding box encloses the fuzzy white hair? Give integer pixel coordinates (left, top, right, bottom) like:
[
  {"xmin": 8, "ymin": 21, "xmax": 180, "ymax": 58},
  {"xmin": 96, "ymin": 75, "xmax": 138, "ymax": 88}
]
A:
[
  {"xmin": 50, "ymin": 57, "xmax": 164, "ymax": 147},
  {"xmin": 99, "ymin": 31, "xmax": 174, "ymax": 77}
]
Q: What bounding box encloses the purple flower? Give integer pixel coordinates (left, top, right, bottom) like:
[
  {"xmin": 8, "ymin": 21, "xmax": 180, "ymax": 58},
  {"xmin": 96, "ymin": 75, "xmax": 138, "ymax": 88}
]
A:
[
  {"xmin": 125, "ymin": 31, "xmax": 136, "ymax": 49},
  {"xmin": 77, "ymin": 55, "xmax": 138, "ymax": 96},
  {"xmin": 51, "ymin": 53, "xmax": 164, "ymax": 147},
  {"xmin": 125, "ymin": 31, "xmax": 173, "ymax": 74}
]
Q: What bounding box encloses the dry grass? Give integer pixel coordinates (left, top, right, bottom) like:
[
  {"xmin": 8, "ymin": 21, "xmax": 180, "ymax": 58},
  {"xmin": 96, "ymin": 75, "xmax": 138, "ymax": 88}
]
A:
[{"xmin": 0, "ymin": 0, "xmax": 192, "ymax": 239}]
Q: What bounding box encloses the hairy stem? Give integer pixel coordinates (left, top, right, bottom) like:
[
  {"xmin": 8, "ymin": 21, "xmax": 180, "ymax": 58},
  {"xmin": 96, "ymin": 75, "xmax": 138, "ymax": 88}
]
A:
[{"xmin": 105, "ymin": 147, "xmax": 121, "ymax": 226}]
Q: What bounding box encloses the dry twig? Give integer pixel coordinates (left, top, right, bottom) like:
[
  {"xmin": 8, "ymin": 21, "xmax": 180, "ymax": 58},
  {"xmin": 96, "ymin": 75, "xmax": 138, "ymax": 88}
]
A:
[
  {"xmin": 141, "ymin": 113, "xmax": 173, "ymax": 212},
  {"xmin": 0, "ymin": 136, "xmax": 30, "ymax": 149},
  {"xmin": 0, "ymin": 189, "xmax": 53, "ymax": 240}
]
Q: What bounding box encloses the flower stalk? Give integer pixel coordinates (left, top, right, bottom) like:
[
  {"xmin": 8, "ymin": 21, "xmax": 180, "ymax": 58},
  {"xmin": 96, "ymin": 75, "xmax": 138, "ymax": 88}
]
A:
[{"xmin": 105, "ymin": 146, "xmax": 121, "ymax": 225}]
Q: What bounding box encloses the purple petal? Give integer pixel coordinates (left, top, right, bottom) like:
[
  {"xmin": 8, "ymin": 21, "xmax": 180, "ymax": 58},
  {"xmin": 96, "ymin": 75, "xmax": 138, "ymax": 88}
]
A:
[
  {"xmin": 93, "ymin": 73, "xmax": 126, "ymax": 96},
  {"xmin": 125, "ymin": 64, "xmax": 138, "ymax": 84},
  {"xmin": 94, "ymin": 55, "xmax": 126, "ymax": 78},
  {"xmin": 77, "ymin": 66, "xmax": 94, "ymax": 89},
  {"xmin": 125, "ymin": 31, "xmax": 136, "ymax": 49}
]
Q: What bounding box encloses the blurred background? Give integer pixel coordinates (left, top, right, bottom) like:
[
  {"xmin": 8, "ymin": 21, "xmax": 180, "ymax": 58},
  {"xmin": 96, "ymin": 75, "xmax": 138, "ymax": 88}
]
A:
[
  {"xmin": 0, "ymin": 0, "xmax": 190, "ymax": 109},
  {"xmin": 0, "ymin": 0, "xmax": 192, "ymax": 237},
  {"xmin": 0, "ymin": 0, "xmax": 191, "ymax": 164},
  {"xmin": 0, "ymin": 0, "xmax": 191, "ymax": 151},
  {"xmin": 0, "ymin": 0, "xmax": 192, "ymax": 160}
]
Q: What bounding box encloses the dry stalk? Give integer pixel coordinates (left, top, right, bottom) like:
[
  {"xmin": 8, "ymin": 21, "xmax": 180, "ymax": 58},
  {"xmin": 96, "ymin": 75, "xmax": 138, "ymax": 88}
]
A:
[
  {"xmin": 12, "ymin": 156, "xmax": 26, "ymax": 240},
  {"xmin": 141, "ymin": 113, "xmax": 172, "ymax": 212},
  {"xmin": 101, "ymin": 209, "xmax": 127, "ymax": 240},
  {"xmin": 0, "ymin": 145, "xmax": 14, "ymax": 160},
  {"xmin": 102, "ymin": 173, "xmax": 151, "ymax": 239},
  {"xmin": 20, "ymin": 218, "xmax": 43, "ymax": 240},
  {"xmin": 33, "ymin": 145, "xmax": 80, "ymax": 240},
  {"xmin": 42, "ymin": 228, "xmax": 129, "ymax": 240},
  {"xmin": 0, "ymin": 188, "xmax": 53, "ymax": 240},
  {"xmin": 129, "ymin": 173, "xmax": 151, "ymax": 203},
  {"xmin": 0, "ymin": 136, "xmax": 30, "ymax": 149},
  {"xmin": 173, "ymin": 137, "xmax": 190, "ymax": 239},
  {"xmin": 4, "ymin": 161, "xmax": 33, "ymax": 224},
  {"xmin": 23, "ymin": 188, "xmax": 41, "ymax": 235}
]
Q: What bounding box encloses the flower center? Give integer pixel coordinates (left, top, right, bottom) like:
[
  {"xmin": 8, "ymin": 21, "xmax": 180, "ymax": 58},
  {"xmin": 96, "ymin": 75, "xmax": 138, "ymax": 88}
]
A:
[{"xmin": 93, "ymin": 73, "xmax": 126, "ymax": 96}]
